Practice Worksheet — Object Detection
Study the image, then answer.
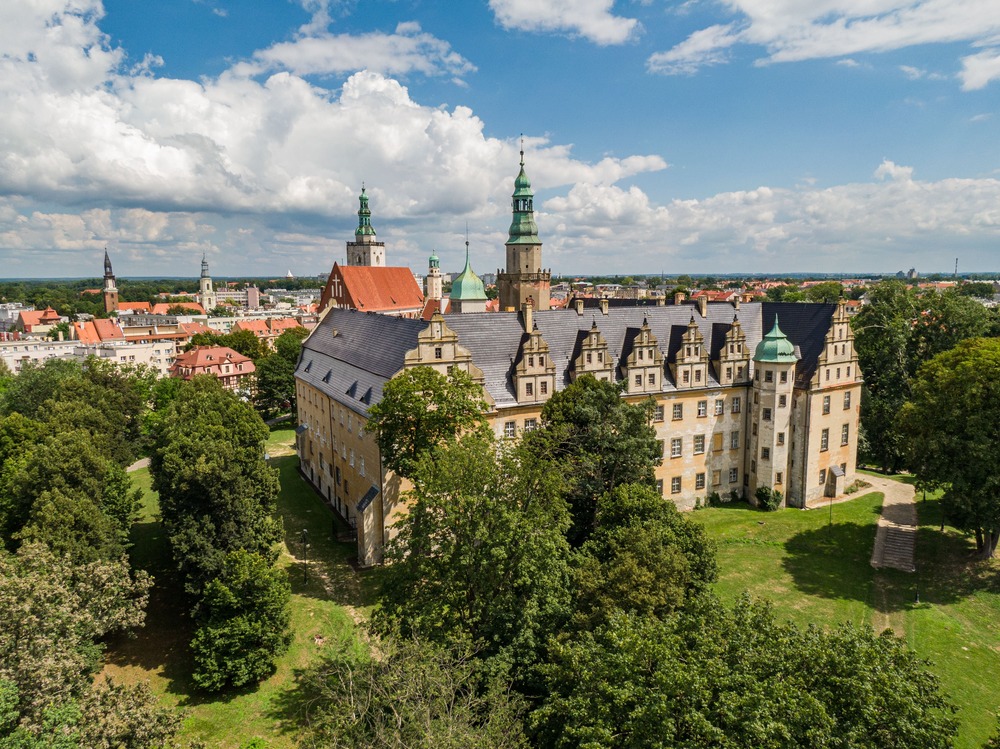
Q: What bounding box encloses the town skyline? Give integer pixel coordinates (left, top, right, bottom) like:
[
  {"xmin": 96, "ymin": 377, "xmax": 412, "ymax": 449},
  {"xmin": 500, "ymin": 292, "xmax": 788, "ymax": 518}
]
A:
[{"xmin": 2, "ymin": 0, "xmax": 999, "ymax": 278}]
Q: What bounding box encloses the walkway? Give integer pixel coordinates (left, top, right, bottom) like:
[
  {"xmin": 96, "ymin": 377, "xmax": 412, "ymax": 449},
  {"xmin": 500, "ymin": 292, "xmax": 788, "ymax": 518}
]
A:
[
  {"xmin": 127, "ymin": 457, "xmax": 150, "ymax": 473},
  {"xmin": 865, "ymin": 474, "xmax": 917, "ymax": 573}
]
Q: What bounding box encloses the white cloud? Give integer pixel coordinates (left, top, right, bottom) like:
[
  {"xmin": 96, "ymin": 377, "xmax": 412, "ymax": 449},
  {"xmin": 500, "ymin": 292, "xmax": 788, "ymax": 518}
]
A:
[
  {"xmin": 489, "ymin": 0, "xmax": 639, "ymax": 45},
  {"xmin": 648, "ymin": 0, "xmax": 1000, "ymax": 89},
  {"xmin": 960, "ymin": 48, "xmax": 1000, "ymax": 90},
  {"xmin": 233, "ymin": 22, "xmax": 476, "ymax": 80}
]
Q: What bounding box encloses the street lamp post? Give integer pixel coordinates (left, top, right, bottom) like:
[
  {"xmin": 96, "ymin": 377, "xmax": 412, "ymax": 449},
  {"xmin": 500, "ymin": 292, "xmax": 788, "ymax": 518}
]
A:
[{"xmin": 300, "ymin": 528, "xmax": 310, "ymax": 583}]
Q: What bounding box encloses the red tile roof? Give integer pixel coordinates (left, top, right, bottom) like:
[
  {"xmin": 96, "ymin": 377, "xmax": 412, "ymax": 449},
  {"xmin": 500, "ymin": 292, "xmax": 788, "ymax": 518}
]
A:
[
  {"xmin": 420, "ymin": 298, "xmax": 451, "ymax": 320},
  {"xmin": 269, "ymin": 317, "xmax": 302, "ymax": 334},
  {"xmin": 18, "ymin": 308, "xmax": 62, "ymax": 330},
  {"xmin": 233, "ymin": 319, "xmax": 269, "ymax": 335},
  {"xmin": 73, "ymin": 318, "xmax": 124, "ymax": 344},
  {"xmin": 169, "ymin": 346, "xmax": 255, "ymax": 380},
  {"xmin": 118, "ymin": 301, "xmax": 152, "ymax": 312},
  {"xmin": 320, "ymin": 263, "xmax": 423, "ymax": 314},
  {"xmin": 151, "ymin": 302, "xmax": 205, "ymax": 315}
]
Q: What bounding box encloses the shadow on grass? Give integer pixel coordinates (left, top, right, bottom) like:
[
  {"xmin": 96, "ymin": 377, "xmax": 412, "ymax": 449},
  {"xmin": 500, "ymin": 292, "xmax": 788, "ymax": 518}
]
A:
[{"xmin": 272, "ymin": 455, "xmax": 379, "ymax": 610}]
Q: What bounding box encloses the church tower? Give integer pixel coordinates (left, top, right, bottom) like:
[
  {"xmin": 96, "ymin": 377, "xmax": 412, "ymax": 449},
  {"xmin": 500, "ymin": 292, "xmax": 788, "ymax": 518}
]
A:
[
  {"xmin": 102, "ymin": 250, "xmax": 119, "ymax": 314},
  {"xmin": 424, "ymin": 252, "xmax": 443, "ymax": 301},
  {"xmin": 497, "ymin": 145, "xmax": 550, "ymax": 311},
  {"xmin": 199, "ymin": 254, "xmax": 217, "ymax": 311},
  {"xmin": 346, "ymin": 185, "xmax": 386, "ymax": 267}
]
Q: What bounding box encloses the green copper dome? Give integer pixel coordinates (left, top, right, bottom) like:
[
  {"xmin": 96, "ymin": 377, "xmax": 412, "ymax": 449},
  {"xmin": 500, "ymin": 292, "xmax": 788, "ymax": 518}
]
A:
[
  {"xmin": 450, "ymin": 244, "xmax": 487, "ymax": 301},
  {"xmin": 429, "ymin": 252, "xmax": 440, "ymax": 269},
  {"xmin": 754, "ymin": 317, "xmax": 798, "ymax": 363},
  {"xmin": 507, "ymin": 151, "xmax": 540, "ymax": 245},
  {"xmin": 356, "ymin": 185, "xmax": 376, "ymax": 237}
]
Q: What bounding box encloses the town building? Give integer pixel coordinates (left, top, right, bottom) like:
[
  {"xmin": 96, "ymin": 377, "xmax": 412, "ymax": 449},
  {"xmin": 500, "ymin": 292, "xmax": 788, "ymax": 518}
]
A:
[{"xmin": 169, "ymin": 345, "xmax": 255, "ymax": 392}]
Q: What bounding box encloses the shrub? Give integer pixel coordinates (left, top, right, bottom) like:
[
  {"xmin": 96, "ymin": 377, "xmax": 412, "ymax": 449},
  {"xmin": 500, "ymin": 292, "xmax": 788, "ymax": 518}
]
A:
[{"xmin": 754, "ymin": 486, "xmax": 782, "ymax": 512}]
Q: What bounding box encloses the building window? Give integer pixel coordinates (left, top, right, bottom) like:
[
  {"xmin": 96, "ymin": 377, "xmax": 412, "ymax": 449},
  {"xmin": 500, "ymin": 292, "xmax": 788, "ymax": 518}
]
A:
[
  {"xmin": 697, "ymin": 400, "xmax": 707, "ymax": 417},
  {"xmin": 823, "ymin": 395, "xmax": 831, "ymax": 414},
  {"xmin": 713, "ymin": 470, "xmax": 722, "ymax": 486},
  {"xmin": 682, "ymin": 371, "xmax": 690, "ymax": 384},
  {"xmin": 737, "ymin": 366, "xmax": 745, "ymax": 380},
  {"xmin": 762, "ymin": 408, "xmax": 772, "ymax": 421},
  {"xmin": 819, "ymin": 468, "xmax": 827, "ymax": 485},
  {"xmin": 504, "ymin": 421, "xmax": 516, "ymax": 439},
  {"xmin": 695, "ymin": 369, "xmax": 702, "ymax": 382},
  {"xmin": 637, "ymin": 349, "xmax": 643, "ymax": 361},
  {"xmin": 648, "ymin": 373, "xmax": 656, "ymax": 385},
  {"xmin": 836, "ymin": 367, "xmax": 841, "ymax": 379},
  {"xmin": 434, "ymin": 346, "xmax": 442, "ymax": 359},
  {"xmin": 672, "ymin": 403, "xmax": 683, "ymax": 420},
  {"xmin": 360, "ymin": 457, "xmax": 365, "ymax": 477},
  {"xmin": 695, "ymin": 472, "xmax": 706, "ymax": 490},
  {"xmin": 349, "ymin": 449, "xmax": 355, "ymax": 467},
  {"xmin": 732, "ymin": 397, "xmax": 741, "ymax": 414},
  {"xmin": 726, "ymin": 366, "xmax": 733, "ymax": 380},
  {"xmin": 761, "ymin": 447, "xmax": 770, "ymax": 460},
  {"xmin": 586, "ymin": 352, "xmax": 592, "ymax": 364},
  {"xmin": 635, "ymin": 374, "xmax": 642, "ymax": 386},
  {"xmin": 657, "ymin": 439, "xmax": 665, "ymax": 457},
  {"xmin": 780, "ymin": 371, "xmax": 788, "ymax": 383},
  {"xmin": 841, "ymin": 423, "xmax": 850, "ymax": 445},
  {"xmin": 778, "ymin": 394, "xmax": 787, "ymax": 408},
  {"xmin": 654, "ymin": 405, "xmax": 665, "ymax": 422},
  {"xmin": 671, "ymin": 437, "xmax": 682, "ymax": 458},
  {"xmin": 777, "ymin": 432, "xmax": 785, "ymax": 446},
  {"xmin": 776, "ymin": 471, "xmax": 783, "ymax": 484},
  {"xmin": 524, "ymin": 418, "xmax": 538, "ymax": 432},
  {"xmin": 715, "ymin": 399, "xmax": 724, "ymax": 415},
  {"xmin": 712, "ymin": 433, "xmax": 724, "ymax": 452},
  {"xmin": 540, "ymin": 381, "xmax": 548, "ymax": 395},
  {"xmin": 671, "ymin": 477, "xmax": 681, "ymax": 494},
  {"xmin": 730, "ymin": 431, "xmax": 740, "ymax": 450},
  {"xmin": 764, "ymin": 370, "xmax": 773, "ymax": 383},
  {"xmin": 694, "ymin": 435, "xmax": 705, "ymax": 454},
  {"xmin": 751, "ymin": 460, "xmax": 756, "ymax": 473},
  {"xmin": 821, "ymin": 428, "xmax": 829, "ymax": 451},
  {"xmin": 844, "ymin": 391, "xmax": 852, "ymax": 409},
  {"xmin": 729, "ymin": 467, "xmax": 739, "ymax": 484},
  {"xmin": 656, "ymin": 479, "xmax": 664, "ymax": 495},
  {"xmin": 526, "ymin": 382, "xmax": 534, "ymax": 397}
]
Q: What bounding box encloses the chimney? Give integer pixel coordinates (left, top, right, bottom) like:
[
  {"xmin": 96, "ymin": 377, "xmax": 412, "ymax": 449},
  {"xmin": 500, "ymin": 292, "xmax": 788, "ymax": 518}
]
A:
[
  {"xmin": 521, "ymin": 298, "xmax": 534, "ymax": 333},
  {"xmin": 599, "ymin": 298, "xmax": 609, "ymax": 315},
  {"xmin": 656, "ymin": 296, "xmax": 665, "ymax": 307},
  {"xmin": 674, "ymin": 291, "xmax": 686, "ymax": 305},
  {"xmin": 697, "ymin": 296, "xmax": 708, "ymax": 318},
  {"xmin": 733, "ymin": 297, "xmax": 740, "ymax": 311},
  {"xmin": 574, "ymin": 298, "xmax": 584, "ymax": 315}
]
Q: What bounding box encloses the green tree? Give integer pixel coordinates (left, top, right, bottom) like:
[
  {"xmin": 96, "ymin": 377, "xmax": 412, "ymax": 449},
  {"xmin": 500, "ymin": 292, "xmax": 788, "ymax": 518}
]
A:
[
  {"xmin": 535, "ymin": 374, "xmax": 660, "ymax": 545},
  {"xmin": 900, "ymin": 337, "xmax": 1000, "ymax": 558},
  {"xmin": 254, "ymin": 327, "xmax": 308, "ymax": 417},
  {"xmin": 188, "ymin": 329, "xmax": 268, "ymax": 361},
  {"xmin": 366, "ymin": 366, "xmax": 488, "ymax": 479},
  {"xmin": 151, "ymin": 377, "xmax": 281, "ymax": 593},
  {"xmin": 190, "ymin": 550, "xmax": 291, "ymax": 691},
  {"xmin": 294, "ymin": 636, "xmax": 528, "ymax": 749},
  {"xmin": 805, "ymin": 280, "xmax": 844, "ymax": 304},
  {"xmin": 570, "ymin": 483, "xmax": 716, "ymax": 629},
  {"xmin": 373, "ymin": 433, "xmax": 572, "ymax": 670},
  {"xmin": 0, "ymin": 544, "xmax": 151, "ymax": 734},
  {"xmin": 958, "ymin": 281, "xmax": 994, "ymax": 298},
  {"xmin": 0, "ymin": 359, "xmax": 82, "ymax": 420},
  {"xmin": 534, "ymin": 596, "xmax": 957, "ymax": 749}
]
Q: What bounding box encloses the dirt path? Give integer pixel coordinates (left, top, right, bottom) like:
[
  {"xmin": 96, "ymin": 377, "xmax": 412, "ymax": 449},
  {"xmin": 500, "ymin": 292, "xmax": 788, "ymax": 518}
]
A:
[{"xmin": 867, "ymin": 474, "xmax": 917, "ymax": 573}]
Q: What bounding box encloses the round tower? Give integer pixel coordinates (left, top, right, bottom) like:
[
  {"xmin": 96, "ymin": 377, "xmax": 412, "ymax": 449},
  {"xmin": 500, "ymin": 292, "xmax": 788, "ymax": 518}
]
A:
[{"xmin": 424, "ymin": 251, "xmax": 443, "ymax": 301}]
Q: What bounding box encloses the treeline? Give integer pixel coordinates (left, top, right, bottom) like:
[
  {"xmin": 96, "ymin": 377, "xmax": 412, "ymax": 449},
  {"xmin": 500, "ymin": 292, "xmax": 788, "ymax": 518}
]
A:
[
  {"xmin": 287, "ymin": 370, "xmax": 961, "ymax": 749},
  {"xmin": 0, "ymin": 359, "xmax": 181, "ymax": 747}
]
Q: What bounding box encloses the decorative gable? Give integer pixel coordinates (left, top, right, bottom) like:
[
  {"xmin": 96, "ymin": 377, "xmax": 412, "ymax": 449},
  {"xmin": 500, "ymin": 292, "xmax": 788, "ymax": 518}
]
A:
[
  {"xmin": 571, "ymin": 321, "xmax": 614, "ymax": 382},
  {"xmin": 715, "ymin": 316, "xmax": 750, "ymax": 386},
  {"xmin": 812, "ymin": 299, "xmax": 858, "ymax": 389},
  {"xmin": 513, "ymin": 325, "xmax": 556, "ymax": 403},
  {"xmin": 403, "ymin": 312, "xmax": 486, "ymax": 388},
  {"xmin": 670, "ymin": 316, "xmax": 709, "ymax": 389},
  {"xmin": 620, "ymin": 318, "xmax": 664, "ymax": 395}
]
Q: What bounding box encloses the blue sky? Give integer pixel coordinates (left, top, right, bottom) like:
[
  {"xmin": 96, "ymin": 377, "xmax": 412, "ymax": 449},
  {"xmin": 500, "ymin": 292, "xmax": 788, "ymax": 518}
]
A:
[{"xmin": 1, "ymin": 0, "xmax": 998, "ymax": 279}]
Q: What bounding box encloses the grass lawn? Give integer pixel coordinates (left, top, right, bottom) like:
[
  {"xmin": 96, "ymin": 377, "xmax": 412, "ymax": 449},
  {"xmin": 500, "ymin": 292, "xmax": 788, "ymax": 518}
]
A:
[
  {"xmin": 104, "ymin": 429, "xmax": 373, "ymax": 748},
  {"xmin": 693, "ymin": 488, "xmax": 1000, "ymax": 748}
]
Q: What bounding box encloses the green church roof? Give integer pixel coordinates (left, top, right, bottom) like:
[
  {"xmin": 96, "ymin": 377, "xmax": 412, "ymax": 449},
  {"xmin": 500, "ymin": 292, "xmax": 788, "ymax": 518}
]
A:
[
  {"xmin": 754, "ymin": 317, "xmax": 799, "ymax": 363},
  {"xmin": 356, "ymin": 185, "xmax": 376, "ymax": 237},
  {"xmin": 507, "ymin": 150, "xmax": 540, "ymax": 245},
  {"xmin": 450, "ymin": 242, "xmax": 487, "ymax": 301}
]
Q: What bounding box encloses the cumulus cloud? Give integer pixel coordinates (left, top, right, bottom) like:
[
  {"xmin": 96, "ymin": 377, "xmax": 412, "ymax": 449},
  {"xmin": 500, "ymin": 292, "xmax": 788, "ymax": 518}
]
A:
[
  {"xmin": 233, "ymin": 22, "xmax": 476, "ymax": 80},
  {"xmin": 489, "ymin": 0, "xmax": 639, "ymax": 45},
  {"xmin": 539, "ymin": 166, "xmax": 1000, "ymax": 272},
  {"xmin": 648, "ymin": 0, "xmax": 1000, "ymax": 89}
]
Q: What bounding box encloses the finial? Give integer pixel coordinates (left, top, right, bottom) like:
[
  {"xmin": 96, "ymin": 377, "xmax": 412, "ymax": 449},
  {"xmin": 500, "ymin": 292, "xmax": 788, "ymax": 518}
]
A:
[{"xmin": 519, "ymin": 133, "xmax": 524, "ymax": 166}]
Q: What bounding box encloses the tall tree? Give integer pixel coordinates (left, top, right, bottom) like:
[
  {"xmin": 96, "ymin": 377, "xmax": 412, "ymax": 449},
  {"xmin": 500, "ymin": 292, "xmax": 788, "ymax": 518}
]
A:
[
  {"xmin": 366, "ymin": 366, "xmax": 488, "ymax": 479},
  {"xmin": 373, "ymin": 433, "xmax": 572, "ymax": 670},
  {"xmin": 254, "ymin": 327, "xmax": 309, "ymax": 417},
  {"xmin": 899, "ymin": 337, "xmax": 1000, "ymax": 558},
  {"xmin": 534, "ymin": 596, "xmax": 957, "ymax": 749},
  {"xmin": 534, "ymin": 374, "xmax": 660, "ymax": 545}
]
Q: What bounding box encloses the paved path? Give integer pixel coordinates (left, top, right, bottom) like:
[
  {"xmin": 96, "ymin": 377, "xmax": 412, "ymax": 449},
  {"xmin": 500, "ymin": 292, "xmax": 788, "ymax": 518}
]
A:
[
  {"xmin": 866, "ymin": 475, "xmax": 917, "ymax": 573},
  {"xmin": 127, "ymin": 457, "xmax": 150, "ymax": 473}
]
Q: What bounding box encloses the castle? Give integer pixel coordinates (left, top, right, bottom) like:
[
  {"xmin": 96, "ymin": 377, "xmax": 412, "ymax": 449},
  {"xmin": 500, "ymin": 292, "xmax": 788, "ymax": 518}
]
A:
[{"xmin": 295, "ymin": 154, "xmax": 862, "ymax": 565}]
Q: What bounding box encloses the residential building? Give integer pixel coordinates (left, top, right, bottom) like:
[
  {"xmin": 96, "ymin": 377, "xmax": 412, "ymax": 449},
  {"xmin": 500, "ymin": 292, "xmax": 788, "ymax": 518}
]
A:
[{"xmin": 169, "ymin": 346, "xmax": 255, "ymax": 392}]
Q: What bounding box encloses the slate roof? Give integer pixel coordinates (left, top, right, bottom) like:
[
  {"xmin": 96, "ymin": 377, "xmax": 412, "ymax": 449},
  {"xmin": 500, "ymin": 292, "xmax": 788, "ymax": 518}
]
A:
[{"xmin": 299, "ymin": 302, "xmax": 836, "ymax": 413}]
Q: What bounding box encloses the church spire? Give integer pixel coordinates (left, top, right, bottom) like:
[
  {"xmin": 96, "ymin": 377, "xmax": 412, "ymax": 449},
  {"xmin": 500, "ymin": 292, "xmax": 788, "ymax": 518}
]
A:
[
  {"xmin": 104, "ymin": 249, "xmax": 113, "ymax": 277},
  {"xmin": 508, "ymin": 138, "xmax": 540, "ymax": 245},
  {"xmin": 201, "ymin": 253, "xmax": 210, "ymax": 279},
  {"xmin": 356, "ymin": 183, "xmax": 376, "ymax": 238}
]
